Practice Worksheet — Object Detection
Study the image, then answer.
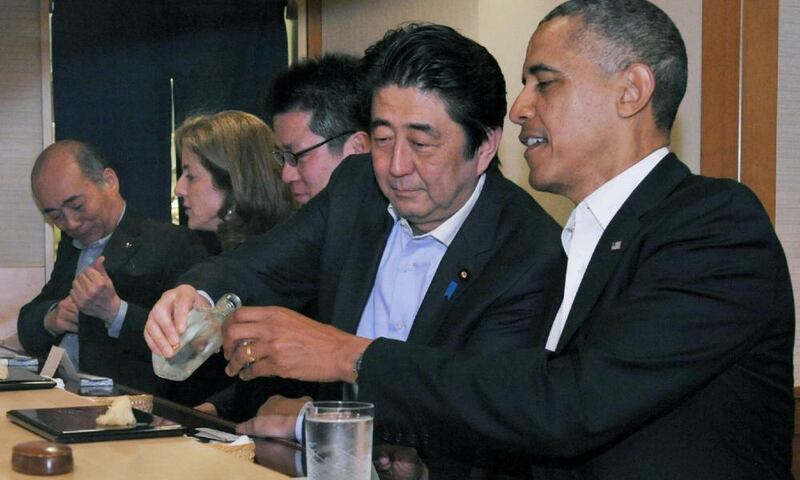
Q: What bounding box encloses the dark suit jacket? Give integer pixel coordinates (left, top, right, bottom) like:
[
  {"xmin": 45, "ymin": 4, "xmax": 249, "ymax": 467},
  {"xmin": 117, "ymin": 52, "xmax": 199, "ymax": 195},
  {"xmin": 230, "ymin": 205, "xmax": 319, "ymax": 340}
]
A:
[
  {"xmin": 18, "ymin": 210, "xmax": 210, "ymax": 395},
  {"xmin": 179, "ymin": 154, "xmax": 564, "ymax": 461},
  {"xmin": 357, "ymin": 154, "xmax": 795, "ymax": 480}
]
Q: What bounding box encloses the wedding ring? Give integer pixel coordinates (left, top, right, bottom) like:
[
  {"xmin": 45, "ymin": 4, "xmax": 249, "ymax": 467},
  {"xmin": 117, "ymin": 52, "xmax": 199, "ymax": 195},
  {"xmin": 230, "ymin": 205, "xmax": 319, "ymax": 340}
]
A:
[{"xmin": 240, "ymin": 339, "xmax": 256, "ymax": 367}]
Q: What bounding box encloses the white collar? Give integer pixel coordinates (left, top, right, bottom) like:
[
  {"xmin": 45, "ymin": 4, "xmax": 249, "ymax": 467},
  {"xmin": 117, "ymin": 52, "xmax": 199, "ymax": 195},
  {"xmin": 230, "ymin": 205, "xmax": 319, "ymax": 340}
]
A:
[
  {"xmin": 581, "ymin": 147, "xmax": 669, "ymax": 230},
  {"xmin": 387, "ymin": 173, "xmax": 487, "ymax": 247}
]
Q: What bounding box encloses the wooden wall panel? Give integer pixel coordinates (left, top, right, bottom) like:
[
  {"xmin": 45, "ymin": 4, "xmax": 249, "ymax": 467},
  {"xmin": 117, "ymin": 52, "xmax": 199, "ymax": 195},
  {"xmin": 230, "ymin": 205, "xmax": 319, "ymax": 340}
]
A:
[
  {"xmin": 740, "ymin": 0, "xmax": 778, "ymax": 222},
  {"xmin": 701, "ymin": 0, "xmax": 779, "ymax": 222},
  {"xmin": 701, "ymin": 0, "xmax": 741, "ymax": 181},
  {"xmin": 307, "ymin": 0, "xmax": 322, "ymax": 57}
]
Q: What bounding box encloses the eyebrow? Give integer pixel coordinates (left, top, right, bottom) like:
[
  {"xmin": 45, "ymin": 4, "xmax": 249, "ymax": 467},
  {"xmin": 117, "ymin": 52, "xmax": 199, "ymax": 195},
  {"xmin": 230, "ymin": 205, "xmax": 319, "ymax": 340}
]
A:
[
  {"xmin": 370, "ymin": 118, "xmax": 441, "ymax": 139},
  {"xmin": 369, "ymin": 118, "xmax": 391, "ymax": 131},
  {"xmin": 42, "ymin": 195, "xmax": 82, "ymax": 214},
  {"xmin": 522, "ymin": 63, "xmax": 561, "ymax": 82}
]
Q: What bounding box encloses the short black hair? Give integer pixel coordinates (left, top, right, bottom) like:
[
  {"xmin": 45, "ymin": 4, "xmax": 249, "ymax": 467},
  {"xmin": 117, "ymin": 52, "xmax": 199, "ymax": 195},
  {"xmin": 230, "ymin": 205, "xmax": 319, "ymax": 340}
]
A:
[
  {"xmin": 267, "ymin": 53, "xmax": 367, "ymax": 154},
  {"xmin": 543, "ymin": 0, "xmax": 687, "ymax": 132},
  {"xmin": 361, "ymin": 23, "xmax": 506, "ymax": 166}
]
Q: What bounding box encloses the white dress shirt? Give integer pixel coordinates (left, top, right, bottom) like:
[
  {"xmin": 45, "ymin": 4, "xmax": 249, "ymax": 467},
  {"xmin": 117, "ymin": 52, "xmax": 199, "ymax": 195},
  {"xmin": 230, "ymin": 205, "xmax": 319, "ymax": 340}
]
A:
[{"xmin": 545, "ymin": 148, "xmax": 669, "ymax": 351}]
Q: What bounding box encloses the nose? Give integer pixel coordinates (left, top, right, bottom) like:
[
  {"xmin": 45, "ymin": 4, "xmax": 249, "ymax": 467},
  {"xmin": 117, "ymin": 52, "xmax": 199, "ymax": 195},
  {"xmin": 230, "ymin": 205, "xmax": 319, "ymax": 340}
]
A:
[
  {"xmin": 509, "ymin": 85, "xmax": 536, "ymax": 126},
  {"xmin": 61, "ymin": 209, "xmax": 81, "ymax": 232},
  {"xmin": 389, "ymin": 141, "xmax": 414, "ymax": 178},
  {"xmin": 174, "ymin": 175, "xmax": 187, "ymax": 198},
  {"xmin": 281, "ymin": 163, "xmax": 300, "ymax": 184}
]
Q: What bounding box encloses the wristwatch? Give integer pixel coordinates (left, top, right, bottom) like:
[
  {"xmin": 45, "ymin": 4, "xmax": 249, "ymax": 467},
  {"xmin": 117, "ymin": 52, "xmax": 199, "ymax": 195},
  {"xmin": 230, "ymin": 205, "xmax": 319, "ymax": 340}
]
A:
[{"xmin": 352, "ymin": 353, "xmax": 364, "ymax": 382}]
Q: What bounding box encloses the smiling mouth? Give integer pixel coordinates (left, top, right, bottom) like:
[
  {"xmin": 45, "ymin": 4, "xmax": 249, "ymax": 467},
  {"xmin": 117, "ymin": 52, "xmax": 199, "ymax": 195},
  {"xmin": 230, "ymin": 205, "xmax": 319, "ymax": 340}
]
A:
[{"xmin": 520, "ymin": 135, "xmax": 548, "ymax": 147}]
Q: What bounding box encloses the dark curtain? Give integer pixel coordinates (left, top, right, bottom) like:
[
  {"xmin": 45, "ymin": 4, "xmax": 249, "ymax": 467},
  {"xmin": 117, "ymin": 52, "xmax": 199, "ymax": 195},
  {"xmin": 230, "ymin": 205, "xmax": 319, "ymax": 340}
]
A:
[{"xmin": 53, "ymin": 0, "xmax": 287, "ymax": 221}]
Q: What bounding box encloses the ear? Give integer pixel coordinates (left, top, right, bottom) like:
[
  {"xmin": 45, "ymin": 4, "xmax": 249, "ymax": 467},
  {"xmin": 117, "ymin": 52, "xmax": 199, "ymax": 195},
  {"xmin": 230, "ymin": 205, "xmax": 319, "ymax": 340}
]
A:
[
  {"xmin": 101, "ymin": 167, "xmax": 120, "ymax": 193},
  {"xmin": 618, "ymin": 63, "xmax": 656, "ymax": 119},
  {"xmin": 474, "ymin": 127, "xmax": 502, "ymax": 175},
  {"xmin": 342, "ymin": 131, "xmax": 371, "ymax": 156}
]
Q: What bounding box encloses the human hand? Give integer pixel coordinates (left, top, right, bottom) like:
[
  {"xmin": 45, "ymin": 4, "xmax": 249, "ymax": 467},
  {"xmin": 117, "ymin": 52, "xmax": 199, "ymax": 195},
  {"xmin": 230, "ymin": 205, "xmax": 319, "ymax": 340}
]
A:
[
  {"xmin": 193, "ymin": 402, "xmax": 218, "ymax": 416},
  {"xmin": 373, "ymin": 445, "xmax": 429, "ymax": 480},
  {"xmin": 69, "ymin": 256, "xmax": 121, "ymax": 323},
  {"xmin": 43, "ymin": 296, "xmax": 79, "ymax": 335},
  {"xmin": 221, "ymin": 306, "xmax": 372, "ymax": 382},
  {"xmin": 144, "ymin": 284, "xmax": 211, "ymax": 357},
  {"xmin": 236, "ymin": 395, "xmax": 311, "ymax": 439}
]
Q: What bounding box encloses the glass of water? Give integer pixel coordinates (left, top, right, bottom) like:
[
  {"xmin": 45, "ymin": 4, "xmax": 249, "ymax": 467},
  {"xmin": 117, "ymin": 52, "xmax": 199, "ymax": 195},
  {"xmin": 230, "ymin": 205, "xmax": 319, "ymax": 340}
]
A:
[{"xmin": 304, "ymin": 401, "xmax": 374, "ymax": 480}]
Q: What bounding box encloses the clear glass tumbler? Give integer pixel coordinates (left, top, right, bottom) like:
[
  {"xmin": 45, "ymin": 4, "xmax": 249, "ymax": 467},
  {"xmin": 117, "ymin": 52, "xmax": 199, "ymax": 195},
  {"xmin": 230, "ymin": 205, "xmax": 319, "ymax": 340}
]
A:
[{"xmin": 304, "ymin": 401, "xmax": 374, "ymax": 480}]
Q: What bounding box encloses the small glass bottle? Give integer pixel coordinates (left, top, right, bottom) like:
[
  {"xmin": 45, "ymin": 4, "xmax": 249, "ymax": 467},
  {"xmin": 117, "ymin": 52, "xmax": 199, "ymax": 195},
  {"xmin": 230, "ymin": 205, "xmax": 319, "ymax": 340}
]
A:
[{"xmin": 152, "ymin": 293, "xmax": 241, "ymax": 381}]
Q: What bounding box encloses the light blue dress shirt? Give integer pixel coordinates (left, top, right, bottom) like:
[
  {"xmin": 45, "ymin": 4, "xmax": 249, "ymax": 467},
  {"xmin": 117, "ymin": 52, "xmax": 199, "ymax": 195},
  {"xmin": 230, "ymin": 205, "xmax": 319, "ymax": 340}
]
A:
[
  {"xmin": 357, "ymin": 173, "xmax": 487, "ymax": 341},
  {"xmin": 294, "ymin": 174, "xmax": 488, "ymax": 441},
  {"xmin": 58, "ymin": 206, "xmax": 128, "ymax": 367}
]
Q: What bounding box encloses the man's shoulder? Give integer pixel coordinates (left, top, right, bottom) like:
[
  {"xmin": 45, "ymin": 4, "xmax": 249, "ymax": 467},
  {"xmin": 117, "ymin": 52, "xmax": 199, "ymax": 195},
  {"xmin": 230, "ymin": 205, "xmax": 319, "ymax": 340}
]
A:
[
  {"xmin": 323, "ymin": 153, "xmax": 385, "ymax": 203},
  {"xmin": 116, "ymin": 210, "xmax": 205, "ymax": 250},
  {"xmin": 122, "ymin": 210, "xmax": 192, "ymax": 234},
  {"xmin": 330, "ymin": 153, "xmax": 375, "ymax": 182},
  {"xmin": 483, "ymin": 167, "xmax": 561, "ymax": 230},
  {"xmin": 660, "ymin": 169, "xmax": 768, "ymax": 222}
]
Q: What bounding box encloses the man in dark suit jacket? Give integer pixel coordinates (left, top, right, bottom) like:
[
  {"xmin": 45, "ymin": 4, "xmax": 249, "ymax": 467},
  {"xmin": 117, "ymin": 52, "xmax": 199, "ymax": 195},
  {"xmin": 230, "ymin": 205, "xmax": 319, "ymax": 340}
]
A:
[
  {"xmin": 145, "ymin": 24, "xmax": 564, "ymax": 474},
  {"xmin": 18, "ymin": 140, "xmax": 206, "ymax": 394},
  {"xmin": 204, "ymin": 2, "xmax": 795, "ymax": 479}
]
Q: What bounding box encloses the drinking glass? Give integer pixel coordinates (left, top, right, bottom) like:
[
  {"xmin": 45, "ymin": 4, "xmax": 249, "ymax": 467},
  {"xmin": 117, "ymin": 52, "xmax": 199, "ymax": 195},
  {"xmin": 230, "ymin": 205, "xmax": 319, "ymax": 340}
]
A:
[{"xmin": 304, "ymin": 401, "xmax": 374, "ymax": 480}]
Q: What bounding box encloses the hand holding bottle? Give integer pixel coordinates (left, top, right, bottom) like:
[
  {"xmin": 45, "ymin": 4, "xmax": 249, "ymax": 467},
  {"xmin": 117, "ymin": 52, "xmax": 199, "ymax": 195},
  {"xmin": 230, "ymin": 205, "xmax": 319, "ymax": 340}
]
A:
[
  {"xmin": 152, "ymin": 293, "xmax": 241, "ymax": 381},
  {"xmin": 145, "ymin": 284, "xmax": 213, "ymax": 358}
]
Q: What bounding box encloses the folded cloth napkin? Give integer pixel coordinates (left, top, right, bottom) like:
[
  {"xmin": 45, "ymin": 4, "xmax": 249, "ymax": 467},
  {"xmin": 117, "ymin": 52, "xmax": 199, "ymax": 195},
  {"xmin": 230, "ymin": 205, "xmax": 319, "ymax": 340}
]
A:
[
  {"xmin": 194, "ymin": 427, "xmax": 251, "ymax": 444},
  {"xmin": 0, "ymin": 355, "xmax": 39, "ymax": 371},
  {"xmin": 79, "ymin": 374, "xmax": 114, "ymax": 388}
]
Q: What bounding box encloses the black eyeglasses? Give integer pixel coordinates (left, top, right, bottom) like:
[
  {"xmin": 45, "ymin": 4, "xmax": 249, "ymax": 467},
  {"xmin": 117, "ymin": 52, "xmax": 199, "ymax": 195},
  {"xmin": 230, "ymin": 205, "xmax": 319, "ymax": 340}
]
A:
[{"xmin": 272, "ymin": 131, "xmax": 356, "ymax": 167}]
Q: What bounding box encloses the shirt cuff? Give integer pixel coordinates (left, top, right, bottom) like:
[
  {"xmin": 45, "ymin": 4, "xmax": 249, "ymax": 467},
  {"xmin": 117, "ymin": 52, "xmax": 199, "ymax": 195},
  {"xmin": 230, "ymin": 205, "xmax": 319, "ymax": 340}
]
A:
[
  {"xmin": 197, "ymin": 290, "xmax": 215, "ymax": 308},
  {"xmin": 106, "ymin": 301, "xmax": 128, "ymax": 338},
  {"xmin": 44, "ymin": 302, "xmax": 60, "ymax": 336},
  {"xmin": 294, "ymin": 409, "xmax": 305, "ymax": 443}
]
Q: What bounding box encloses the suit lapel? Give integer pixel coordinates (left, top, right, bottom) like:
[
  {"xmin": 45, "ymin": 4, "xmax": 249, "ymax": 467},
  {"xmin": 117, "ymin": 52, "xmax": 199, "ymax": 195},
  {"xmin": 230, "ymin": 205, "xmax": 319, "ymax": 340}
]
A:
[
  {"xmin": 406, "ymin": 170, "xmax": 502, "ymax": 345},
  {"xmin": 554, "ymin": 154, "xmax": 691, "ymax": 352},
  {"xmin": 330, "ymin": 194, "xmax": 393, "ymax": 334},
  {"xmin": 101, "ymin": 211, "xmax": 143, "ymax": 276},
  {"xmin": 52, "ymin": 237, "xmax": 82, "ymax": 297}
]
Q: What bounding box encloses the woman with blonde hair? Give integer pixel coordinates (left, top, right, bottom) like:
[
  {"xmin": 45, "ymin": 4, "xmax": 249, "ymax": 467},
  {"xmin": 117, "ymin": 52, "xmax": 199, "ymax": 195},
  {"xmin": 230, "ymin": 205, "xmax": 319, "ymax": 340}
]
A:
[{"xmin": 174, "ymin": 110, "xmax": 295, "ymax": 251}]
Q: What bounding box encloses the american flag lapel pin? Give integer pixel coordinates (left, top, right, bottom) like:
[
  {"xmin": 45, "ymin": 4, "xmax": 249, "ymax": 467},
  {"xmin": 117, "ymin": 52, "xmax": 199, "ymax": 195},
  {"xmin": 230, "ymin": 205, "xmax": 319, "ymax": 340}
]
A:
[{"xmin": 610, "ymin": 240, "xmax": 622, "ymax": 251}]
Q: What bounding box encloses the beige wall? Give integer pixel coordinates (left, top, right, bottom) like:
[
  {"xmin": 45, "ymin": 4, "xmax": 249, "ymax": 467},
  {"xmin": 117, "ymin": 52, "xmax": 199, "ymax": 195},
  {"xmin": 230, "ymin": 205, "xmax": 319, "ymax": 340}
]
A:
[
  {"xmin": 320, "ymin": 0, "xmax": 702, "ymax": 224},
  {"xmin": 776, "ymin": 0, "xmax": 800, "ymax": 382},
  {"xmin": 0, "ymin": 0, "xmax": 52, "ymax": 346}
]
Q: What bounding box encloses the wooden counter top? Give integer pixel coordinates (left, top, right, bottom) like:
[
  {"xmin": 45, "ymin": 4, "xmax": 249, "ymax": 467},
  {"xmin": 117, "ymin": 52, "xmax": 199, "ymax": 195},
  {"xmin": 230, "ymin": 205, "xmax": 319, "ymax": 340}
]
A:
[{"xmin": 1, "ymin": 387, "xmax": 290, "ymax": 479}]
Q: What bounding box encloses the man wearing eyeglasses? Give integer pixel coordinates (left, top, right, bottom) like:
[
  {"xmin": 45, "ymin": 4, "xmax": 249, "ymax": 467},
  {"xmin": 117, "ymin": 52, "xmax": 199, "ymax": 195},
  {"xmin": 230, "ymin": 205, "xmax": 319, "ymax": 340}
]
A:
[
  {"xmin": 146, "ymin": 25, "xmax": 564, "ymax": 475},
  {"xmin": 270, "ymin": 53, "xmax": 370, "ymax": 205}
]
